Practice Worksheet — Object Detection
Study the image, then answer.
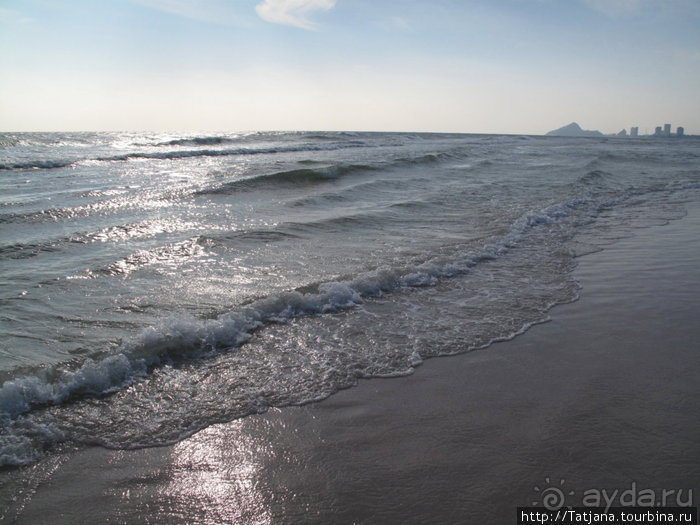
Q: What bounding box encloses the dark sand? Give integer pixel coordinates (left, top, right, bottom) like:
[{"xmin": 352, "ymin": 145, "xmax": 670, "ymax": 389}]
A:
[{"xmin": 5, "ymin": 204, "xmax": 699, "ymax": 524}]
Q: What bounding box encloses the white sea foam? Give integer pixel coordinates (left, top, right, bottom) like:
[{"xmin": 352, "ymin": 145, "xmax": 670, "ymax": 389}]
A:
[
  {"xmin": 1, "ymin": 183, "xmax": 691, "ymax": 435},
  {"xmin": 0, "ymin": 197, "xmax": 587, "ymax": 423}
]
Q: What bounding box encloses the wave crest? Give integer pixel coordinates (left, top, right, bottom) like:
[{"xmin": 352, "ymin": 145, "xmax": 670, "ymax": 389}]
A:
[{"xmin": 0, "ymin": 197, "xmax": 588, "ymax": 428}]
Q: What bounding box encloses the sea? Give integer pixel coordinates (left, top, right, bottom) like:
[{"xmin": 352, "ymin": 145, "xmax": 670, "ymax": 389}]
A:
[{"xmin": 1, "ymin": 131, "xmax": 699, "ymax": 468}]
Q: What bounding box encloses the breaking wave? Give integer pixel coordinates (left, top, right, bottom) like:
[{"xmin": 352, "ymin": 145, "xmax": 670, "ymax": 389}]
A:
[
  {"xmin": 199, "ymin": 164, "xmax": 376, "ymax": 195},
  {"xmin": 0, "ymin": 196, "xmax": 589, "ymax": 426}
]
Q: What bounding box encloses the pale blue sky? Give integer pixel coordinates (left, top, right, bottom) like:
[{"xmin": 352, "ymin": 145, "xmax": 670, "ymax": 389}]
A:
[{"xmin": 1, "ymin": 0, "xmax": 699, "ymax": 134}]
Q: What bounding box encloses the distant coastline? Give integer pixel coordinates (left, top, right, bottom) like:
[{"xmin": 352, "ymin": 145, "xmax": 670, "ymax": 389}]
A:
[{"xmin": 547, "ymin": 121, "xmax": 689, "ymax": 138}]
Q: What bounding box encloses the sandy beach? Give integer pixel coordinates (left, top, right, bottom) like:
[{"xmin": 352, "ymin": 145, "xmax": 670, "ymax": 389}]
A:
[{"xmin": 4, "ymin": 203, "xmax": 699, "ymax": 524}]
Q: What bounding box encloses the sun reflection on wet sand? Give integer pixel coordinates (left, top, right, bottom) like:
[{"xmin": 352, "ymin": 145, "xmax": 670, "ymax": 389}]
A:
[{"xmin": 162, "ymin": 420, "xmax": 275, "ymax": 525}]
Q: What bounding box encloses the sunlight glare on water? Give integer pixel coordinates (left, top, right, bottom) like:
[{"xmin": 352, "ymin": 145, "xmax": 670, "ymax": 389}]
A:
[{"xmin": 162, "ymin": 421, "xmax": 274, "ymax": 525}]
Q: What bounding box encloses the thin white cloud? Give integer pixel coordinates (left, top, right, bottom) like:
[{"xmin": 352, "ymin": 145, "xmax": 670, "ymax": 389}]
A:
[
  {"xmin": 0, "ymin": 7, "xmax": 34, "ymax": 24},
  {"xmin": 255, "ymin": 0, "xmax": 336, "ymax": 30},
  {"xmin": 127, "ymin": 0, "xmax": 243, "ymax": 26}
]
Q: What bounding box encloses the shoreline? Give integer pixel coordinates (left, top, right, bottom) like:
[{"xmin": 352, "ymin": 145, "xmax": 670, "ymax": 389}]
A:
[{"xmin": 4, "ymin": 203, "xmax": 700, "ymax": 524}]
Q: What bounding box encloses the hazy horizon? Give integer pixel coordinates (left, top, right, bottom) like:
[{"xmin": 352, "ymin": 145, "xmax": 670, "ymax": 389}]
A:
[
  {"xmin": 2, "ymin": 127, "xmax": 699, "ymax": 138},
  {"xmin": 1, "ymin": 0, "xmax": 699, "ymax": 135}
]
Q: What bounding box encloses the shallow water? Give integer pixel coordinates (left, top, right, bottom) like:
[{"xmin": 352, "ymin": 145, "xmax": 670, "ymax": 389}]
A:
[{"xmin": 1, "ymin": 131, "xmax": 699, "ymax": 466}]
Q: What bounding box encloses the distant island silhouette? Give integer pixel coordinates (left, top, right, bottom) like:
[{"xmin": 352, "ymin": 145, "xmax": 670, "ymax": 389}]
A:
[{"xmin": 546, "ymin": 122, "xmax": 603, "ymax": 137}]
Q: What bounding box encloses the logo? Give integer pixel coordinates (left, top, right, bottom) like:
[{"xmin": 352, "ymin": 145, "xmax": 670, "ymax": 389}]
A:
[
  {"xmin": 530, "ymin": 478, "xmax": 694, "ymax": 511},
  {"xmin": 532, "ymin": 477, "xmax": 575, "ymax": 511}
]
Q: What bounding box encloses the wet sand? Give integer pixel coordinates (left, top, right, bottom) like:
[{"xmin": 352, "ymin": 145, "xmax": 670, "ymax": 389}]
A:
[{"xmin": 4, "ymin": 204, "xmax": 700, "ymax": 524}]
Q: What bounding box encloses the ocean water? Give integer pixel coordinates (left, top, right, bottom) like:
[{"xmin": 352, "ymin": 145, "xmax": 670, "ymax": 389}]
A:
[{"xmin": 1, "ymin": 131, "xmax": 699, "ymax": 467}]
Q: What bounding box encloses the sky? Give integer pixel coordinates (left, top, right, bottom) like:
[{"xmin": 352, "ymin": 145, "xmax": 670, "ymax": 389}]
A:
[{"xmin": 0, "ymin": 0, "xmax": 699, "ymax": 134}]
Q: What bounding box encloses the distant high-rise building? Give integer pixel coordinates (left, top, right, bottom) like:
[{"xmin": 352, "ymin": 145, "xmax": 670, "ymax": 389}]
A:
[
  {"xmin": 677, "ymin": 126, "xmax": 684, "ymax": 137},
  {"xmin": 664, "ymin": 124, "xmax": 672, "ymax": 137},
  {"xmin": 655, "ymin": 126, "xmax": 663, "ymax": 136},
  {"xmin": 630, "ymin": 127, "xmax": 639, "ymax": 137}
]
